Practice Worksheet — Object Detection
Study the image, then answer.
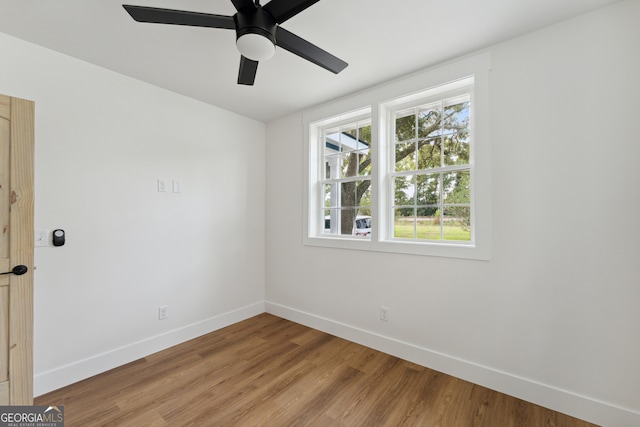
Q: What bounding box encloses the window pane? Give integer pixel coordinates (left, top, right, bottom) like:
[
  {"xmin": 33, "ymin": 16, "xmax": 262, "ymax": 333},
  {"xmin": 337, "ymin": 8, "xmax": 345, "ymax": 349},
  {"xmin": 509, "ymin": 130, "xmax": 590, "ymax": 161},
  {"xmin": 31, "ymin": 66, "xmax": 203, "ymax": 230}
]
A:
[
  {"xmin": 325, "ymin": 130, "xmax": 341, "ymax": 154},
  {"xmin": 341, "ymin": 181, "xmax": 357, "ymax": 208},
  {"xmin": 417, "ymin": 138, "xmax": 441, "ymax": 169},
  {"xmin": 444, "ymin": 100, "xmax": 470, "ymax": 135},
  {"xmin": 394, "ymin": 207, "xmax": 415, "ymax": 238},
  {"xmin": 394, "ymin": 175, "xmax": 415, "ymax": 206},
  {"xmin": 324, "ymin": 183, "xmax": 337, "ymax": 208},
  {"xmin": 444, "ymin": 133, "xmax": 470, "ymax": 166},
  {"xmin": 325, "ymin": 208, "xmax": 371, "ymax": 236},
  {"xmin": 357, "ymin": 206, "xmax": 372, "ymax": 218},
  {"xmin": 354, "ymin": 211, "xmax": 371, "ymax": 237},
  {"xmin": 358, "ymin": 123, "xmax": 372, "ymax": 147},
  {"xmin": 340, "ymin": 208, "xmax": 357, "ymax": 235},
  {"xmin": 323, "ymin": 209, "xmax": 338, "ymax": 234},
  {"xmin": 395, "ymin": 110, "xmax": 415, "ymax": 142},
  {"xmin": 357, "ymin": 181, "xmax": 372, "ymax": 207},
  {"xmin": 357, "ymin": 150, "xmax": 372, "ymax": 176},
  {"xmin": 416, "ymin": 214, "xmax": 442, "ymax": 241},
  {"xmin": 325, "ymin": 154, "xmax": 340, "ymax": 179},
  {"xmin": 340, "ymin": 152, "xmax": 358, "ymax": 178},
  {"xmin": 395, "ymin": 142, "xmax": 415, "ymax": 172},
  {"xmin": 416, "ymin": 205, "xmax": 439, "ymax": 219},
  {"xmin": 340, "ymin": 124, "xmax": 358, "ymax": 152},
  {"xmin": 443, "ymin": 207, "xmax": 471, "ymax": 241},
  {"xmin": 417, "ymin": 104, "xmax": 442, "ymax": 138},
  {"xmin": 416, "ymin": 173, "xmax": 439, "ymax": 205},
  {"xmin": 443, "ymin": 170, "xmax": 471, "ymax": 204}
]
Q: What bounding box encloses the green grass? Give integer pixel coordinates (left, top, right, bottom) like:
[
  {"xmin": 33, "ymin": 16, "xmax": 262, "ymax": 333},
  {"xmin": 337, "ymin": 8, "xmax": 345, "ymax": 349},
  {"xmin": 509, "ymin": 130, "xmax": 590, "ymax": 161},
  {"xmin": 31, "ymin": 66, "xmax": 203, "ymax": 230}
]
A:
[{"xmin": 394, "ymin": 220, "xmax": 471, "ymax": 241}]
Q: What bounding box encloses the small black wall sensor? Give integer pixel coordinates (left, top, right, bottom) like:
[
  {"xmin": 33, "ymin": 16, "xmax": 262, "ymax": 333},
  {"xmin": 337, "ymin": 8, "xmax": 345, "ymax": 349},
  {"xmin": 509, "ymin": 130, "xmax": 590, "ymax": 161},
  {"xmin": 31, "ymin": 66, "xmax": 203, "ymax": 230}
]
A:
[{"xmin": 52, "ymin": 229, "xmax": 65, "ymax": 246}]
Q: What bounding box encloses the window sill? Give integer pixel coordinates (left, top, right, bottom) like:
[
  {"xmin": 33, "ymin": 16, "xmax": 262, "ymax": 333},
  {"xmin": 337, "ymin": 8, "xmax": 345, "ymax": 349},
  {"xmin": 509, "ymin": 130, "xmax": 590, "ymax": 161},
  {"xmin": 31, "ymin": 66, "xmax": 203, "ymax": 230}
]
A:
[{"xmin": 303, "ymin": 235, "xmax": 490, "ymax": 261}]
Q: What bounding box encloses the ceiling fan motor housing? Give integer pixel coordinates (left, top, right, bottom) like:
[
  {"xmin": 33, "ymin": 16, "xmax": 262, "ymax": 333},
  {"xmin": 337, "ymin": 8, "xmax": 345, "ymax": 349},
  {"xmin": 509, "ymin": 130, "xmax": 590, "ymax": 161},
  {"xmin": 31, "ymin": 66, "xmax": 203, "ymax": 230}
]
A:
[{"xmin": 234, "ymin": 6, "xmax": 277, "ymax": 46}]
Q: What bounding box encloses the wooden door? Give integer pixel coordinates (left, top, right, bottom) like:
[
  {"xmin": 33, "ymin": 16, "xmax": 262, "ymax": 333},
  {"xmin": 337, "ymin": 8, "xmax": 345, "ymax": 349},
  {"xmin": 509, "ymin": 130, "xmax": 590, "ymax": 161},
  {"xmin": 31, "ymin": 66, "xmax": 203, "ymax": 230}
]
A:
[{"xmin": 0, "ymin": 94, "xmax": 34, "ymax": 405}]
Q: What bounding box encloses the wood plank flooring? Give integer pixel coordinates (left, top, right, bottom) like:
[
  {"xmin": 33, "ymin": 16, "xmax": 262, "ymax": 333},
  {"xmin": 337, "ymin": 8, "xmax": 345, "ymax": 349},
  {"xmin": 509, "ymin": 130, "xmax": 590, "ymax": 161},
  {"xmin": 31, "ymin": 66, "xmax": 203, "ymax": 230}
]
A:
[{"xmin": 36, "ymin": 314, "xmax": 599, "ymax": 426}]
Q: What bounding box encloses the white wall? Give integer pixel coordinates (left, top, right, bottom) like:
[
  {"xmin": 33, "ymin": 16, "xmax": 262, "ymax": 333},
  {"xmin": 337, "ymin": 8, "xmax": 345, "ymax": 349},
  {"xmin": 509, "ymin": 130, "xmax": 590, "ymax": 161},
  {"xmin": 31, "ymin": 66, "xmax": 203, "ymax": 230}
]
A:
[
  {"xmin": 0, "ymin": 32, "xmax": 266, "ymax": 395},
  {"xmin": 265, "ymin": 1, "xmax": 640, "ymax": 426}
]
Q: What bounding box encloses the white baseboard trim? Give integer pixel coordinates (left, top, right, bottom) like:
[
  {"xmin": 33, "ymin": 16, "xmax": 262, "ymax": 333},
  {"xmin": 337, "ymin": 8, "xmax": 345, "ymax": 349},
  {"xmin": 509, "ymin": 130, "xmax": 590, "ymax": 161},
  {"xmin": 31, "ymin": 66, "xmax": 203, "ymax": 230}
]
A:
[
  {"xmin": 34, "ymin": 301, "xmax": 265, "ymax": 397},
  {"xmin": 266, "ymin": 301, "xmax": 639, "ymax": 427}
]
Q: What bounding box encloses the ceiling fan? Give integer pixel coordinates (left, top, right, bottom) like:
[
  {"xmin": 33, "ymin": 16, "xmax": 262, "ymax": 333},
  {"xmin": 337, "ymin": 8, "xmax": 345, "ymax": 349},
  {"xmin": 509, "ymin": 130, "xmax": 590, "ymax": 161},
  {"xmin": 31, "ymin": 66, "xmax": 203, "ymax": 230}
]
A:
[{"xmin": 123, "ymin": 0, "xmax": 348, "ymax": 85}]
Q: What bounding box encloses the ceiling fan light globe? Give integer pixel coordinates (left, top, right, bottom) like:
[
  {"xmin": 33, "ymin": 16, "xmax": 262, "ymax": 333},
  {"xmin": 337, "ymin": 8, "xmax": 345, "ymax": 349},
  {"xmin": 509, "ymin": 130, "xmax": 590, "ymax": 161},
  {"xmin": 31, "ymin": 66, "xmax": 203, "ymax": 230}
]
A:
[{"xmin": 236, "ymin": 33, "xmax": 275, "ymax": 62}]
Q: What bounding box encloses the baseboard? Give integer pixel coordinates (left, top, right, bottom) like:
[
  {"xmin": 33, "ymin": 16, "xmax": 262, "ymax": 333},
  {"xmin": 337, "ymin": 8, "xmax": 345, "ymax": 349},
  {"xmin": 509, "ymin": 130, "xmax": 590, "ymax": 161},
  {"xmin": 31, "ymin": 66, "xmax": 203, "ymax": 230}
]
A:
[
  {"xmin": 34, "ymin": 301, "xmax": 265, "ymax": 397},
  {"xmin": 266, "ymin": 301, "xmax": 639, "ymax": 427}
]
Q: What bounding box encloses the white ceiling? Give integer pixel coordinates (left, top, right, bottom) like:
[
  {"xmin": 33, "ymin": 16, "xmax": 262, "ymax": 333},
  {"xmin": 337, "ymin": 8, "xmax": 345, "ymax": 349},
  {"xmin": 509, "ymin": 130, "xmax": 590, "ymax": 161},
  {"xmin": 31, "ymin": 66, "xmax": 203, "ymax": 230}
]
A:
[{"xmin": 0, "ymin": 0, "xmax": 620, "ymax": 122}]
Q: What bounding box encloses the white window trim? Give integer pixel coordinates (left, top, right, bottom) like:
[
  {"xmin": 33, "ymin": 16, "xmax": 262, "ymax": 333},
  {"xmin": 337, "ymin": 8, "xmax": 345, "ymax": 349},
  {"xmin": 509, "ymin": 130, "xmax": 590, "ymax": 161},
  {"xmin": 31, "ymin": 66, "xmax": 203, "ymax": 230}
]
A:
[
  {"xmin": 306, "ymin": 107, "xmax": 372, "ymax": 241},
  {"xmin": 318, "ymin": 114, "xmax": 372, "ymax": 238},
  {"xmin": 303, "ymin": 52, "xmax": 491, "ymax": 260}
]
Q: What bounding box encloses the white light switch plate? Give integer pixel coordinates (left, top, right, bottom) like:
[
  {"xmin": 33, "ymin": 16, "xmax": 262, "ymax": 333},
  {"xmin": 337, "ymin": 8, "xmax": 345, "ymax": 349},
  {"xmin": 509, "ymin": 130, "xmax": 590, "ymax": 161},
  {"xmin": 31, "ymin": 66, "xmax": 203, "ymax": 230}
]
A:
[{"xmin": 35, "ymin": 230, "xmax": 49, "ymax": 247}]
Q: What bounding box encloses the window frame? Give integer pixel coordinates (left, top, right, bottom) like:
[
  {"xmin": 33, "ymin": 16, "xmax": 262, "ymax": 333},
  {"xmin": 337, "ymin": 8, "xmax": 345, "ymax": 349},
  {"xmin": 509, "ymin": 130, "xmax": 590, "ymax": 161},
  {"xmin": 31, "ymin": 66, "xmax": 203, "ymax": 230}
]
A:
[
  {"xmin": 385, "ymin": 85, "xmax": 474, "ymax": 244},
  {"xmin": 316, "ymin": 113, "xmax": 373, "ymax": 239},
  {"xmin": 303, "ymin": 53, "xmax": 491, "ymax": 260}
]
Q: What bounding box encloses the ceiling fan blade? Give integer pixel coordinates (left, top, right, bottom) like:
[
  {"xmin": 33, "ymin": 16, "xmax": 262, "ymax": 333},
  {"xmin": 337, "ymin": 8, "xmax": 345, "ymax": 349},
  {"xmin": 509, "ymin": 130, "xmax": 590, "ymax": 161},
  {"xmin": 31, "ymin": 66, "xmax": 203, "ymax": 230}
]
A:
[
  {"xmin": 123, "ymin": 5, "xmax": 235, "ymax": 29},
  {"xmin": 230, "ymin": 0, "xmax": 257, "ymax": 12},
  {"xmin": 238, "ymin": 56, "xmax": 259, "ymax": 85},
  {"xmin": 263, "ymin": 0, "xmax": 320, "ymax": 24},
  {"xmin": 276, "ymin": 27, "xmax": 347, "ymax": 74}
]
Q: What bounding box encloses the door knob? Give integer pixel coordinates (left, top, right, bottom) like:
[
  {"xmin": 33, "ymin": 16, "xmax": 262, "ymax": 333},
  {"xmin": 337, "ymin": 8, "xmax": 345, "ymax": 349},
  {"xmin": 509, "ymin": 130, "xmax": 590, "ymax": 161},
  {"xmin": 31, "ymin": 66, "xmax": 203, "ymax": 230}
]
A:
[{"xmin": 0, "ymin": 265, "xmax": 28, "ymax": 276}]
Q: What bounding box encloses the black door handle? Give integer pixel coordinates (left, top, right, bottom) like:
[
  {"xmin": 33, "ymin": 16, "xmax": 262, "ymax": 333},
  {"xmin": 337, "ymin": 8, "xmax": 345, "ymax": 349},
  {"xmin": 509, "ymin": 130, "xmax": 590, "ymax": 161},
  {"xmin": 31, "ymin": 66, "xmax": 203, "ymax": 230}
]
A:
[{"xmin": 0, "ymin": 265, "xmax": 28, "ymax": 276}]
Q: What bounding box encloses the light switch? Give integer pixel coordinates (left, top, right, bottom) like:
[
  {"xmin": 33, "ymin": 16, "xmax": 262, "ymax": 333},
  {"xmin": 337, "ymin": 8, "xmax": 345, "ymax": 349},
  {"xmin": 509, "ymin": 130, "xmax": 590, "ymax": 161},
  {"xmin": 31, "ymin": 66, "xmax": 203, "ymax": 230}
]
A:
[
  {"xmin": 35, "ymin": 230, "xmax": 49, "ymax": 247},
  {"xmin": 172, "ymin": 180, "xmax": 182, "ymax": 193}
]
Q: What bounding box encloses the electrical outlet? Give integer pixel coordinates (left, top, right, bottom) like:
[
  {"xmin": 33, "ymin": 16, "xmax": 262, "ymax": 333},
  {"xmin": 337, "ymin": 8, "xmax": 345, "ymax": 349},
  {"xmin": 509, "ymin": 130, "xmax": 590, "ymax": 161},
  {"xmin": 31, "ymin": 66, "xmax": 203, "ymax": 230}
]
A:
[
  {"xmin": 158, "ymin": 305, "xmax": 168, "ymax": 320},
  {"xmin": 380, "ymin": 306, "xmax": 389, "ymax": 322},
  {"xmin": 157, "ymin": 179, "xmax": 168, "ymax": 192}
]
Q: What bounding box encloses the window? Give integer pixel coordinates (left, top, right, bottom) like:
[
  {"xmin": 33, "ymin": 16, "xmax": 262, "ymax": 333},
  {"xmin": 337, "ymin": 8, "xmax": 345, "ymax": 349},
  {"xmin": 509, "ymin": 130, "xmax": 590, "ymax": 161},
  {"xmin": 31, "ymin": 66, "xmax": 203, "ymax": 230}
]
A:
[
  {"xmin": 321, "ymin": 117, "xmax": 372, "ymax": 238},
  {"xmin": 303, "ymin": 53, "xmax": 491, "ymax": 260},
  {"xmin": 390, "ymin": 94, "xmax": 472, "ymax": 242}
]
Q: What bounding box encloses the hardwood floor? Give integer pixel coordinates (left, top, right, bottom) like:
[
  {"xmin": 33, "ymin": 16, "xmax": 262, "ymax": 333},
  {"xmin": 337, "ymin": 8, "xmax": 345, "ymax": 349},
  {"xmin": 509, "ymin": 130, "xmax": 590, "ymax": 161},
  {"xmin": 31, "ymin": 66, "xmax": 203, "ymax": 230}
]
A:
[{"xmin": 36, "ymin": 314, "xmax": 598, "ymax": 426}]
